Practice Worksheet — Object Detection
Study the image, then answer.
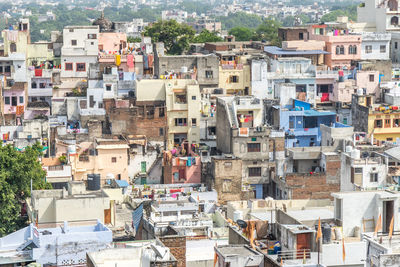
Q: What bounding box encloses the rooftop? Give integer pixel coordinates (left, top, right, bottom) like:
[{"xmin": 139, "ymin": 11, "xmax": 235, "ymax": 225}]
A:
[{"xmin": 264, "ymin": 46, "xmax": 329, "ymax": 56}]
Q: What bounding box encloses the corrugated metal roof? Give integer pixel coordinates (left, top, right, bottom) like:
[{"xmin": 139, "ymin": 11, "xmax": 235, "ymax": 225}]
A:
[
  {"xmin": 385, "ymin": 147, "xmax": 400, "ymax": 161},
  {"xmin": 303, "ymin": 110, "xmax": 336, "ymax": 117},
  {"xmin": 264, "ymin": 46, "xmax": 330, "ymax": 55}
]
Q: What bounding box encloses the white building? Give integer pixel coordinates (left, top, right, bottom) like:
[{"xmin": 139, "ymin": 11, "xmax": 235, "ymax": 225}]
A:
[
  {"xmin": 391, "ymin": 32, "xmax": 400, "ymax": 63},
  {"xmin": 358, "ymin": 0, "xmax": 400, "ymax": 32},
  {"xmin": 340, "ymin": 147, "xmax": 388, "ymax": 191},
  {"xmin": 161, "ymin": 10, "xmax": 188, "ymax": 23},
  {"xmin": 61, "ymin": 26, "xmax": 99, "ymax": 79},
  {"xmin": 361, "ymin": 32, "xmax": 391, "ymax": 60},
  {"xmin": 251, "ymin": 58, "xmax": 268, "ymax": 100}
]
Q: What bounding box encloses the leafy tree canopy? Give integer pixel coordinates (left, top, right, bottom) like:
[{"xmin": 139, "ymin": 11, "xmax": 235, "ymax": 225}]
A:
[
  {"xmin": 228, "ymin": 26, "xmax": 255, "ymax": 41},
  {"xmin": 320, "ymin": 5, "xmax": 357, "ymax": 23},
  {"xmin": 0, "ymin": 143, "xmax": 51, "ymax": 237},
  {"xmin": 144, "ymin": 20, "xmax": 195, "ymax": 55},
  {"xmin": 193, "ymin": 29, "xmax": 223, "ymax": 43}
]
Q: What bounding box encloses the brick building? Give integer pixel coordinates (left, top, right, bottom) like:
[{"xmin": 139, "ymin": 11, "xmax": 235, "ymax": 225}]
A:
[
  {"xmin": 104, "ymin": 98, "xmax": 167, "ymax": 142},
  {"xmin": 278, "ymin": 26, "xmax": 309, "ymax": 42}
]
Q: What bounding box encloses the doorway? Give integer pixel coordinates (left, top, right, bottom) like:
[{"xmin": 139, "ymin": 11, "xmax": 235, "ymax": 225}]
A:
[{"xmin": 383, "ymin": 200, "xmax": 394, "ymax": 233}]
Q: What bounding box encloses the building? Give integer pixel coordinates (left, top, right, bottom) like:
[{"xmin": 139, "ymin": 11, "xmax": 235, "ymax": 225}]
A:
[
  {"xmin": 278, "ymin": 26, "xmax": 309, "ymax": 42},
  {"xmin": 351, "ymin": 94, "xmax": 400, "ymax": 143},
  {"xmin": 165, "ymin": 79, "xmax": 201, "ymax": 150},
  {"xmin": 217, "ymin": 52, "xmax": 251, "ymax": 95},
  {"xmin": 216, "ymin": 96, "xmax": 285, "ymax": 199},
  {"xmin": 0, "ymin": 221, "xmax": 112, "ymax": 266},
  {"xmin": 361, "ymin": 33, "xmax": 391, "ymax": 61},
  {"xmin": 161, "ymin": 10, "xmax": 188, "ymax": 23},
  {"xmin": 61, "ymin": 26, "xmax": 99, "ymax": 82},
  {"xmin": 267, "ymin": 99, "xmax": 338, "ymax": 148},
  {"xmin": 264, "ymin": 44, "xmax": 328, "ymax": 66},
  {"xmin": 86, "ymin": 243, "xmax": 177, "ymax": 267},
  {"xmin": 27, "ymin": 181, "xmax": 116, "ymax": 225},
  {"xmin": 310, "ymin": 24, "xmax": 361, "ymax": 69},
  {"xmin": 154, "ymin": 54, "xmax": 219, "ymax": 89},
  {"xmin": 357, "ymin": 0, "xmax": 400, "ymax": 33},
  {"xmin": 214, "ymin": 245, "xmax": 264, "ymax": 267}
]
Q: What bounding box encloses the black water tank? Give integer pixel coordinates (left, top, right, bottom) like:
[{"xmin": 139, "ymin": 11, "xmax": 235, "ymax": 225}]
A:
[
  {"xmin": 87, "ymin": 174, "xmax": 101, "ymax": 190},
  {"xmin": 322, "ymin": 223, "xmax": 331, "ymax": 244}
]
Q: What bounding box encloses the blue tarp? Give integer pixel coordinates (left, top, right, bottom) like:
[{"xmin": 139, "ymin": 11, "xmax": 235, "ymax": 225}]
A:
[
  {"xmin": 132, "ymin": 203, "xmax": 143, "ymax": 231},
  {"xmin": 115, "ymin": 180, "xmax": 129, "ymax": 188}
]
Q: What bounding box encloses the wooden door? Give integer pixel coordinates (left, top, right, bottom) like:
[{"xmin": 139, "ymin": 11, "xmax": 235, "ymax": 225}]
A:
[
  {"xmin": 104, "ymin": 209, "xmax": 111, "ymax": 224},
  {"xmin": 296, "ymin": 233, "xmax": 310, "ymax": 259}
]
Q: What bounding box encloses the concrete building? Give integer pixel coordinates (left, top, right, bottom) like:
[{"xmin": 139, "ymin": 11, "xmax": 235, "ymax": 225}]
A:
[
  {"xmin": 61, "ymin": 26, "xmax": 99, "ymax": 81},
  {"xmin": 332, "ymin": 191, "xmax": 400, "ymax": 237},
  {"xmin": 264, "ymin": 44, "xmax": 328, "ymax": 66},
  {"xmin": 188, "ymin": 18, "xmax": 222, "ymax": 33},
  {"xmin": 27, "ymin": 181, "xmax": 116, "ymax": 225},
  {"xmin": 363, "ymin": 232, "xmax": 400, "ymax": 267},
  {"xmin": 161, "ymin": 10, "xmax": 188, "ymax": 23},
  {"xmin": 0, "ymin": 221, "xmax": 112, "ymax": 266},
  {"xmin": 357, "ymin": 0, "xmax": 400, "ymax": 32},
  {"xmin": 361, "ymin": 33, "xmax": 391, "ymax": 61},
  {"xmin": 86, "ymin": 243, "xmax": 177, "ymax": 267},
  {"xmin": 278, "ymin": 26, "xmax": 309, "ymax": 42},
  {"xmin": 154, "ymin": 54, "xmax": 219, "ymax": 89},
  {"xmin": 165, "ymin": 79, "xmax": 201, "ymax": 150},
  {"xmin": 267, "ymin": 99, "xmax": 338, "ymax": 148},
  {"xmin": 310, "ymin": 24, "xmax": 361, "ymax": 69},
  {"xmin": 216, "ymin": 96, "xmax": 285, "ymax": 198},
  {"xmin": 351, "ymin": 94, "xmax": 400, "ymax": 143},
  {"xmin": 218, "ymin": 53, "xmax": 251, "ymax": 95},
  {"xmin": 214, "ymin": 245, "xmax": 264, "ymax": 267}
]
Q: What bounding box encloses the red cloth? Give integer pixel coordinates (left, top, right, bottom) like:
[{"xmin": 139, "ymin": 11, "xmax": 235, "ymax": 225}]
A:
[
  {"xmin": 321, "ymin": 93, "xmax": 329, "ymax": 102},
  {"xmin": 35, "ymin": 69, "xmax": 42, "ymax": 77}
]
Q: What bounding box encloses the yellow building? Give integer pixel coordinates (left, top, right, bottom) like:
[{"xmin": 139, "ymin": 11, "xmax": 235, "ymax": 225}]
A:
[
  {"xmin": 368, "ymin": 108, "xmax": 400, "ymax": 142},
  {"xmin": 165, "ymin": 79, "xmax": 201, "ymax": 150},
  {"xmin": 218, "ymin": 53, "xmax": 251, "ymax": 95}
]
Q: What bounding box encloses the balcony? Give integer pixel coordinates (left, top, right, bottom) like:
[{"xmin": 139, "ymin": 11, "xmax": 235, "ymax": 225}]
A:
[{"xmin": 44, "ymin": 165, "xmax": 72, "ymax": 183}]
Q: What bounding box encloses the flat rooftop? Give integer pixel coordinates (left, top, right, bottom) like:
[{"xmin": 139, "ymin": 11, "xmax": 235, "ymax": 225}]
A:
[
  {"xmin": 287, "ymin": 208, "xmax": 334, "ymax": 222},
  {"xmin": 217, "ymin": 245, "xmax": 260, "ymax": 257}
]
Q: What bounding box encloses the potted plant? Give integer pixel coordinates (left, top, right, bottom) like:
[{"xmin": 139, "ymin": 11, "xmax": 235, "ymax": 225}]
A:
[{"xmin": 59, "ymin": 155, "xmax": 67, "ymax": 165}]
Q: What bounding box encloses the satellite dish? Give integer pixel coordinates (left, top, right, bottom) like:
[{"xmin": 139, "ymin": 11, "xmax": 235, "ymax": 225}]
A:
[{"xmin": 236, "ymin": 219, "xmax": 247, "ymax": 229}]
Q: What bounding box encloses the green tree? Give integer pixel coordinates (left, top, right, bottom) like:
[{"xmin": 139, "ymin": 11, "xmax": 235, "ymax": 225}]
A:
[
  {"xmin": 228, "ymin": 26, "xmax": 255, "ymax": 41},
  {"xmin": 218, "ymin": 12, "xmax": 262, "ymax": 30},
  {"xmin": 320, "ymin": 5, "xmax": 357, "ymax": 23},
  {"xmin": 193, "ymin": 29, "xmax": 223, "ymax": 43},
  {"xmin": 0, "ymin": 144, "xmax": 51, "ymax": 237},
  {"xmin": 254, "ymin": 19, "xmax": 281, "ymax": 46},
  {"xmin": 144, "ymin": 20, "xmax": 195, "ymax": 55},
  {"xmin": 127, "ymin": 36, "xmax": 142, "ymax": 43}
]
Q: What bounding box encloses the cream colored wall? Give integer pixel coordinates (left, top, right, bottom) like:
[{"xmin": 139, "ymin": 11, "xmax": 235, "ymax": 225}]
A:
[
  {"xmin": 2, "ymin": 30, "xmax": 29, "ymax": 56},
  {"xmin": 136, "ymin": 80, "xmax": 166, "ymax": 101},
  {"xmin": 218, "ymin": 65, "xmax": 251, "ymax": 94},
  {"xmin": 165, "ymin": 79, "xmax": 201, "ymax": 149},
  {"xmin": 102, "ymin": 188, "xmax": 124, "ymax": 203},
  {"xmin": 27, "ymin": 43, "xmax": 54, "ymax": 64},
  {"xmin": 36, "ymin": 197, "xmax": 56, "ymax": 223}
]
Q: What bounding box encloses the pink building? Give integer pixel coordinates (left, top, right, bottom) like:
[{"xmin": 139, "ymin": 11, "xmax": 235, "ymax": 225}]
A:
[
  {"xmin": 310, "ymin": 25, "xmax": 362, "ymax": 69},
  {"xmin": 163, "ymin": 152, "xmax": 201, "ymax": 184},
  {"xmin": 3, "ymin": 83, "xmax": 26, "ymax": 124},
  {"xmin": 98, "ymin": 32, "xmax": 127, "ymax": 53}
]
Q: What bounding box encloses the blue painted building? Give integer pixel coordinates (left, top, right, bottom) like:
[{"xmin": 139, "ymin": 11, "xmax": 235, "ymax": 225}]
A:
[
  {"xmin": 0, "ymin": 221, "xmax": 112, "ymax": 266},
  {"xmin": 274, "ymin": 100, "xmax": 337, "ymax": 148}
]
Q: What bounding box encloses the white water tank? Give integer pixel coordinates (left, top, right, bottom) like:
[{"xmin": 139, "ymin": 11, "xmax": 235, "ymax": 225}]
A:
[
  {"xmin": 357, "ymin": 88, "xmax": 364, "ymax": 95},
  {"xmin": 351, "ymin": 149, "xmax": 361, "ymax": 159},
  {"xmin": 345, "ymin": 146, "xmax": 353, "ymax": 153},
  {"xmin": 233, "ymin": 210, "xmax": 243, "ymax": 222},
  {"xmin": 181, "ymin": 66, "xmax": 188, "ymax": 73}
]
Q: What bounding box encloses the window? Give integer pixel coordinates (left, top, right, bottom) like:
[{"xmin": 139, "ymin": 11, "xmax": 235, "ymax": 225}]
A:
[
  {"xmin": 11, "ymin": 96, "xmax": 17, "ymax": 106},
  {"xmin": 353, "ymin": 167, "xmax": 363, "ymax": 174},
  {"xmin": 205, "ymin": 70, "xmax": 213, "ymax": 79},
  {"xmin": 336, "ymin": 45, "xmax": 340, "ymax": 55},
  {"xmin": 247, "ymin": 143, "xmax": 261, "ymax": 152},
  {"xmin": 111, "ymin": 157, "xmax": 117, "ymax": 163},
  {"xmin": 175, "ymin": 118, "xmax": 187, "ymax": 126},
  {"xmin": 71, "ymin": 40, "xmax": 77, "ymax": 46},
  {"xmin": 369, "ymin": 74, "xmax": 375, "ymax": 82},
  {"xmin": 391, "ymin": 16, "xmax": 399, "ymax": 25},
  {"xmin": 10, "ymin": 43, "xmax": 16, "ymax": 53},
  {"xmin": 248, "ymin": 167, "xmax": 261, "ymax": 177},
  {"xmin": 175, "ymin": 93, "xmax": 187, "ymax": 104},
  {"xmin": 229, "ymin": 75, "xmax": 239, "ymax": 83},
  {"xmin": 191, "ymin": 118, "xmax": 197, "ymax": 126},
  {"xmin": 106, "ymin": 85, "xmax": 112, "ymax": 91},
  {"xmin": 88, "ymin": 34, "xmax": 97, "ymax": 39},
  {"xmin": 69, "ymin": 29, "xmax": 74, "ymax": 32},
  {"xmin": 385, "ymin": 119, "xmax": 391, "ymax": 128},
  {"xmin": 89, "ymin": 95, "xmax": 94, "ymax": 108},
  {"xmin": 370, "ymin": 173, "xmax": 378, "ymax": 182},
  {"xmin": 224, "ymin": 162, "xmax": 232, "ymax": 169},
  {"xmin": 159, "ymin": 107, "xmax": 165, "ymax": 117},
  {"xmin": 4, "ymin": 96, "xmax": 10, "ymax": 105},
  {"xmin": 375, "ymin": 119, "xmax": 382, "ymax": 128},
  {"xmin": 76, "ymin": 63, "xmax": 86, "ymax": 72},
  {"xmin": 348, "ymin": 45, "xmax": 357, "ymax": 54},
  {"xmin": 299, "ymin": 32, "xmax": 304, "ymax": 40},
  {"xmin": 394, "ymin": 118, "xmax": 400, "ymax": 127},
  {"xmin": 19, "ymin": 96, "xmax": 23, "ymax": 104},
  {"xmin": 39, "ymin": 83, "xmax": 46, "ymax": 88},
  {"xmin": 191, "ymin": 95, "xmax": 196, "ymax": 100},
  {"xmin": 365, "ymin": 45, "xmax": 372, "ymax": 54},
  {"xmin": 340, "ymin": 45, "xmax": 345, "ymax": 54},
  {"xmin": 159, "ymin": 128, "xmax": 164, "ymax": 136},
  {"xmin": 4, "ymin": 66, "xmax": 10, "ymax": 73},
  {"xmin": 380, "ymin": 45, "xmax": 386, "ymax": 53},
  {"xmin": 396, "ymin": 42, "xmax": 398, "ymax": 49},
  {"xmin": 222, "ymin": 179, "xmax": 232, "ymax": 193},
  {"xmin": 65, "ymin": 63, "xmax": 73, "ymax": 71},
  {"xmin": 31, "ymin": 82, "xmax": 37, "ymax": 88}
]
